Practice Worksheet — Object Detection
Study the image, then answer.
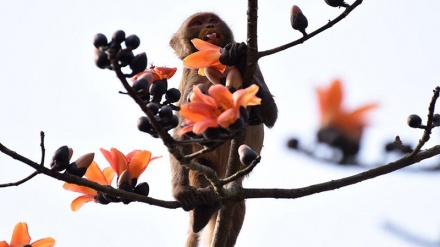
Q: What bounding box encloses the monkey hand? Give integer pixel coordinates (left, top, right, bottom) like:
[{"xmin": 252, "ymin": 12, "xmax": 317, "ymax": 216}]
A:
[
  {"xmin": 173, "ymin": 185, "xmax": 198, "ymax": 211},
  {"xmin": 192, "ymin": 187, "xmax": 221, "ymax": 232},
  {"xmin": 219, "ymin": 42, "xmax": 247, "ymax": 74},
  {"xmin": 196, "ymin": 187, "xmax": 220, "ymax": 206}
]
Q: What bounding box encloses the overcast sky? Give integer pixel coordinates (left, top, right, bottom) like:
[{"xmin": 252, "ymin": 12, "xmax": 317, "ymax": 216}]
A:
[{"xmin": 1, "ymin": 0, "xmax": 440, "ymax": 246}]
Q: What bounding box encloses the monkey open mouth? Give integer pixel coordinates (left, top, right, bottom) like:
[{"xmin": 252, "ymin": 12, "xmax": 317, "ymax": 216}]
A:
[{"xmin": 204, "ymin": 32, "xmax": 219, "ymax": 43}]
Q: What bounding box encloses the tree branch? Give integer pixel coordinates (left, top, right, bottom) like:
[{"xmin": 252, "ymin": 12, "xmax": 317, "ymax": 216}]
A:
[
  {"xmin": 258, "ymin": 0, "xmax": 364, "ymax": 59},
  {"xmin": 0, "ymin": 171, "xmax": 39, "ymax": 188},
  {"xmin": 0, "ymin": 141, "xmax": 180, "ymax": 209},
  {"xmin": 241, "ymin": 145, "xmax": 440, "ymax": 200}
]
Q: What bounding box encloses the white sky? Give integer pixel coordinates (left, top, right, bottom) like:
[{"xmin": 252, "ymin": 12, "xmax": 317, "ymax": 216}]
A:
[{"xmin": 1, "ymin": 0, "xmax": 440, "ymax": 246}]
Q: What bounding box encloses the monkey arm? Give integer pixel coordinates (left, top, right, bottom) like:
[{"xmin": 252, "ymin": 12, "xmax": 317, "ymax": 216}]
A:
[
  {"xmin": 219, "ymin": 42, "xmax": 248, "ymax": 76},
  {"xmin": 220, "ymin": 43, "xmax": 278, "ymax": 127}
]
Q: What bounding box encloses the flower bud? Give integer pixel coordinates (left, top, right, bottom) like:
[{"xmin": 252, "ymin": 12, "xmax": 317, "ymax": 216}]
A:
[
  {"xmin": 238, "ymin": 144, "xmax": 258, "ymax": 166},
  {"xmin": 129, "ymin": 52, "xmax": 148, "ymax": 74},
  {"xmin": 94, "ymin": 191, "xmax": 111, "ymax": 205},
  {"xmin": 125, "ymin": 34, "xmax": 140, "ymax": 50},
  {"xmin": 324, "ymin": 0, "xmax": 349, "ymax": 8},
  {"xmin": 67, "ymin": 153, "xmax": 95, "ymax": 177},
  {"xmin": 134, "ymin": 182, "xmax": 150, "ymax": 196},
  {"xmin": 50, "ymin": 146, "xmax": 73, "ymax": 171},
  {"xmin": 94, "ymin": 50, "xmax": 110, "ymax": 69},
  {"xmin": 118, "ymin": 170, "xmax": 133, "ymax": 204},
  {"xmin": 112, "ymin": 30, "xmax": 126, "ymax": 44},
  {"xmin": 118, "ymin": 170, "xmax": 133, "ymax": 191},
  {"xmin": 93, "ymin": 33, "xmax": 108, "ymax": 49},
  {"xmin": 149, "ymin": 79, "xmax": 168, "ymax": 98},
  {"xmin": 165, "ymin": 88, "xmax": 181, "ymax": 103},
  {"xmin": 407, "ymin": 114, "xmax": 422, "ymax": 128},
  {"xmin": 116, "ymin": 49, "xmax": 135, "ymax": 66},
  {"xmin": 132, "ymin": 79, "xmax": 150, "ymax": 100},
  {"xmin": 290, "ymin": 5, "xmax": 308, "ymax": 36},
  {"xmin": 159, "ymin": 105, "xmax": 173, "ymax": 123},
  {"xmin": 433, "ymin": 114, "xmax": 440, "ymax": 127}
]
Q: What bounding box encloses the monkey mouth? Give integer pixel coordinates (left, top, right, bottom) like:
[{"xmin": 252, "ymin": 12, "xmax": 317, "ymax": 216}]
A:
[{"xmin": 204, "ymin": 32, "xmax": 219, "ymax": 42}]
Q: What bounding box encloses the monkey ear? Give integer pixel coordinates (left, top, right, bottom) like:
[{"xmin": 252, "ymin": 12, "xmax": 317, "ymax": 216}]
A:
[
  {"xmin": 169, "ymin": 35, "xmax": 178, "ymax": 51},
  {"xmin": 170, "ymin": 35, "xmax": 192, "ymax": 60}
]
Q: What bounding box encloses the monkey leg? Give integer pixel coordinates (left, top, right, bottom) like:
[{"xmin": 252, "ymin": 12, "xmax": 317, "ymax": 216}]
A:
[
  {"xmin": 225, "ymin": 67, "xmax": 242, "ymax": 90},
  {"xmin": 189, "ymin": 166, "xmax": 222, "ymax": 233},
  {"xmin": 186, "ymin": 210, "xmax": 200, "ymax": 247},
  {"xmin": 225, "ymin": 200, "xmax": 246, "ymax": 247},
  {"xmin": 203, "ymin": 200, "xmax": 246, "ymax": 247}
]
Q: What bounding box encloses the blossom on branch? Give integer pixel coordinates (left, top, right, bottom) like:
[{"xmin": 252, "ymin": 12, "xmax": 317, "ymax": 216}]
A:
[
  {"xmin": 63, "ymin": 161, "xmax": 115, "ymax": 211},
  {"xmin": 316, "ymin": 79, "xmax": 378, "ymax": 159},
  {"xmin": 183, "ymin": 38, "xmax": 226, "ymax": 76},
  {"xmin": 0, "ymin": 222, "xmax": 55, "ymax": 247},
  {"xmin": 131, "ymin": 66, "xmax": 177, "ymax": 83},
  {"xmin": 179, "ymin": 84, "xmax": 261, "ymax": 135},
  {"xmin": 99, "ymin": 148, "xmax": 160, "ymax": 184}
]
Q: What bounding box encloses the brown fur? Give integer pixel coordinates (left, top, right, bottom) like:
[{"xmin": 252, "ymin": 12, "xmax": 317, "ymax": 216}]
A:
[{"xmin": 170, "ymin": 12, "xmax": 276, "ymax": 247}]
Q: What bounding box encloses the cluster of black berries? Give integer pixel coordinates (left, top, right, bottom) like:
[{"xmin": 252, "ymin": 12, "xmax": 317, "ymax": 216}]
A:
[
  {"xmin": 137, "ymin": 103, "xmax": 179, "ymax": 138},
  {"xmin": 407, "ymin": 113, "xmax": 440, "ymax": 129},
  {"xmin": 95, "ymin": 178, "xmax": 150, "ymax": 205},
  {"xmin": 131, "ymin": 72, "xmax": 181, "ymax": 104},
  {"xmin": 93, "ymin": 30, "xmax": 147, "ymax": 77},
  {"xmin": 50, "ymin": 146, "xmax": 94, "ymax": 177}
]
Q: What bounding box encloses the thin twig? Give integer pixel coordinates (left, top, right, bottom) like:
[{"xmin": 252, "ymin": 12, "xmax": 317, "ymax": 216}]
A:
[
  {"xmin": 0, "ymin": 171, "xmax": 38, "ymax": 188},
  {"xmin": 409, "ymin": 86, "xmax": 439, "ymax": 157},
  {"xmin": 183, "ymin": 142, "xmax": 223, "ymax": 160},
  {"xmin": 258, "ymin": 0, "xmax": 364, "ymax": 59},
  {"xmin": 221, "ymin": 156, "xmax": 260, "ymax": 185},
  {"xmin": 39, "ymin": 131, "xmax": 45, "ymax": 166}
]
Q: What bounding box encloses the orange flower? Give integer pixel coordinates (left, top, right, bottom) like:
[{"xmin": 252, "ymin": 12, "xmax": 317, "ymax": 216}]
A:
[
  {"xmin": 316, "ymin": 80, "xmax": 378, "ymax": 142},
  {"xmin": 183, "ymin": 38, "xmax": 226, "ymax": 76},
  {"xmin": 63, "ymin": 161, "xmax": 115, "ymax": 211},
  {"xmin": 132, "ymin": 66, "xmax": 177, "ymax": 82},
  {"xmin": 179, "ymin": 84, "xmax": 261, "ymax": 135},
  {"xmin": 99, "ymin": 148, "xmax": 161, "ymax": 180},
  {"xmin": 0, "ymin": 222, "xmax": 55, "ymax": 247}
]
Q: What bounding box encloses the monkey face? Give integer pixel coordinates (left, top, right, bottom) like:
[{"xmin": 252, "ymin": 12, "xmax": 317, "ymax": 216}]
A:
[
  {"xmin": 170, "ymin": 12, "xmax": 234, "ymax": 59},
  {"xmin": 186, "ymin": 13, "xmax": 230, "ymax": 47}
]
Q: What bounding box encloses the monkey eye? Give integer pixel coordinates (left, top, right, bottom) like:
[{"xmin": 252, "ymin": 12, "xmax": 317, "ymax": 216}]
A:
[
  {"xmin": 190, "ymin": 20, "xmax": 203, "ymax": 27},
  {"xmin": 208, "ymin": 18, "xmax": 218, "ymax": 24}
]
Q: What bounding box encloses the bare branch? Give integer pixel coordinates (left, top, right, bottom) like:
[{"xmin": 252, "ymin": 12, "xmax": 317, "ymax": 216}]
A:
[
  {"xmin": 258, "ymin": 0, "xmax": 364, "ymax": 59},
  {"xmin": 242, "ymin": 145, "xmax": 440, "ymax": 200},
  {"xmin": 0, "ymin": 141, "xmax": 180, "ymax": 209},
  {"xmin": 0, "ymin": 171, "xmax": 38, "ymax": 188}
]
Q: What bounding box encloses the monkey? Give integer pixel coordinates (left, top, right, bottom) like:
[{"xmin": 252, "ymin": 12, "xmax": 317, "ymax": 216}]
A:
[{"xmin": 169, "ymin": 12, "xmax": 277, "ymax": 247}]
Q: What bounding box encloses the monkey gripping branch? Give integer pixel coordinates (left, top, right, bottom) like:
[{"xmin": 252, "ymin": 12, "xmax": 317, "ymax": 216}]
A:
[{"xmin": 2, "ymin": 1, "xmax": 440, "ymax": 247}]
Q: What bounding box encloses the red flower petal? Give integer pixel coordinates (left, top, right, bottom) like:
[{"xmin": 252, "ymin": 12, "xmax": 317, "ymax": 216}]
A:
[
  {"xmin": 10, "ymin": 222, "xmax": 31, "ymax": 246},
  {"xmin": 31, "ymin": 237, "xmax": 56, "ymax": 247}
]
